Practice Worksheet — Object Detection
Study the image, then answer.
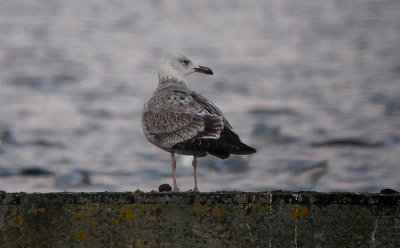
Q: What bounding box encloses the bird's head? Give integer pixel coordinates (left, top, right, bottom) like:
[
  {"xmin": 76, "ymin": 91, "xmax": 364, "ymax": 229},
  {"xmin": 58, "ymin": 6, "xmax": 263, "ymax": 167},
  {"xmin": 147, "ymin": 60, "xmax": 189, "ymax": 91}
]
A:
[{"xmin": 158, "ymin": 51, "xmax": 213, "ymax": 84}]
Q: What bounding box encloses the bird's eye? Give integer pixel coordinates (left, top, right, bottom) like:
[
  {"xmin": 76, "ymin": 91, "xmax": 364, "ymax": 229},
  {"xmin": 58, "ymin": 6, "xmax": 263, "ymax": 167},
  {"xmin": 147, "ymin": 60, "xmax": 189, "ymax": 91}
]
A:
[{"xmin": 181, "ymin": 59, "xmax": 190, "ymax": 66}]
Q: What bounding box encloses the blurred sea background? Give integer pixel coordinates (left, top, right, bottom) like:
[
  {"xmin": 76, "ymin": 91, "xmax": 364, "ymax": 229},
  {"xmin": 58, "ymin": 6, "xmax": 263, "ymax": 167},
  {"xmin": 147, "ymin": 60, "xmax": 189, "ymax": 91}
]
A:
[{"xmin": 0, "ymin": 1, "xmax": 399, "ymax": 192}]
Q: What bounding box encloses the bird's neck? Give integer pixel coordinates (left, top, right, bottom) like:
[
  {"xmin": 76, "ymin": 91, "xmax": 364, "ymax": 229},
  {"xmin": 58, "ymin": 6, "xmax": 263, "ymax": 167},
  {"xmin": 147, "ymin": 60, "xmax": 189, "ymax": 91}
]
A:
[{"xmin": 158, "ymin": 73, "xmax": 188, "ymax": 90}]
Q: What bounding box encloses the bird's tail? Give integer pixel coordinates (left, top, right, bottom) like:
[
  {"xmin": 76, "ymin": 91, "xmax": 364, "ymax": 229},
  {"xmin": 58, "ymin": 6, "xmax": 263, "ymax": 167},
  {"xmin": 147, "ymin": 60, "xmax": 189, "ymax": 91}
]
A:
[{"xmin": 207, "ymin": 128, "xmax": 256, "ymax": 159}]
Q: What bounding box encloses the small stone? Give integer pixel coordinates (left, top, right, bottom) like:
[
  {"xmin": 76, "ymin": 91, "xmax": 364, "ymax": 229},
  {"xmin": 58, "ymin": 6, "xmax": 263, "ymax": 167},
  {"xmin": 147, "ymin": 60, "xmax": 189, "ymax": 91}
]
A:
[{"xmin": 158, "ymin": 184, "xmax": 172, "ymax": 192}]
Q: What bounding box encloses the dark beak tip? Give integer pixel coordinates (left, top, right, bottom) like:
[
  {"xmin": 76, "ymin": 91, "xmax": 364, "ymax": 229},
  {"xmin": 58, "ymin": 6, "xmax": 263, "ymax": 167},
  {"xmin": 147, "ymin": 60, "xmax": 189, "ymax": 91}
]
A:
[{"xmin": 194, "ymin": 65, "xmax": 214, "ymax": 75}]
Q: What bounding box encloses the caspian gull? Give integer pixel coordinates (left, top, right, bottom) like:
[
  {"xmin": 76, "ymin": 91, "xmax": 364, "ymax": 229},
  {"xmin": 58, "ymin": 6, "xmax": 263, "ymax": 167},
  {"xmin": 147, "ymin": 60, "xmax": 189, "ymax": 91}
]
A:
[{"xmin": 142, "ymin": 51, "xmax": 256, "ymax": 192}]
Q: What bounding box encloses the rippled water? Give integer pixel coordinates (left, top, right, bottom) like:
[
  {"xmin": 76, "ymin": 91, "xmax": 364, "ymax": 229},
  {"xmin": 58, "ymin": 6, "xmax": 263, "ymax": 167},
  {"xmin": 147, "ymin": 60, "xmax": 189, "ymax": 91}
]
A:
[{"xmin": 0, "ymin": 1, "xmax": 399, "ymax": 192}]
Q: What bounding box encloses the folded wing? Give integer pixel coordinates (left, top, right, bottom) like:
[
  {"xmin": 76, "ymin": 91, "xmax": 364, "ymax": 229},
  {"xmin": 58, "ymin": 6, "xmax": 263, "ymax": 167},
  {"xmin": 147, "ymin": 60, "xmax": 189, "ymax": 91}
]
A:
[
  {"xmin": 142, "ymin": 90, "xmax": 224, "ymax": 149},
  {"xmin": 142, "ymin": 88, "xmax": 256, "ymax": 159}
]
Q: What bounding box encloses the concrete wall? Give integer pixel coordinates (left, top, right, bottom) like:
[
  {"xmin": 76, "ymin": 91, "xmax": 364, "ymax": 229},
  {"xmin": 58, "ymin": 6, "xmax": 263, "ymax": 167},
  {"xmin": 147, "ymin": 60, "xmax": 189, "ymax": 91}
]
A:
[{"xmin": 0, "ymin": 191, "xmax": 399, "ymax": 247}]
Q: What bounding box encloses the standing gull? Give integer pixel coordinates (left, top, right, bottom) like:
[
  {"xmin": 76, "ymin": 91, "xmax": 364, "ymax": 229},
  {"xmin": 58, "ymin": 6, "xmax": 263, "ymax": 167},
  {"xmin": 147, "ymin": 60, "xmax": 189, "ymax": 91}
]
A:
[{"xmin": 142, "ymin": 51, "xmax": 256, "ymax": 191}]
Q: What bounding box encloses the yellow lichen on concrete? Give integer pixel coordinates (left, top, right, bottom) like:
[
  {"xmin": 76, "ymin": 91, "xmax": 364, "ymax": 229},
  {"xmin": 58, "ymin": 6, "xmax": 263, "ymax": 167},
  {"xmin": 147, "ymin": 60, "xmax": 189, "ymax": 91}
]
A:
[
  {"xmin": 90, "ymin": 220, "xmax": 98, "ymax": 228},
  {"xmin": 12, "ymin": 216, "xmax": 24, "ymax": 226},
  {"xmin": 136, "ymin": 239, "xmax": 159, "ymax": 248},
  {"xmin": 18, "ymin": 217, "xmax": 24, "ymax": 226},
  {"xmin": 74, "ymin": 211, "xmax": 84, "ymax": 219},
  {"xmin": 213, "ymin": 208, "xmax": 223, "ymax": 218},
  {"xmin": 76, "ymin": 231, "xmax": 85, "ymax": 241},
  {"xmin": 255, "ymin": 197, "xmax": 268, "ymax": 213},
  {"xmin": 135, "ymin": 203, "xmax": 146, "ymax": 211},
  {"xmin": 193, "ymin": 196, "xmax": 212, "ymax": 216},
  {"xmin": 19, "ymin": 233, "xmax": 32, "ymax": 243},
  {"xmin": 119, "ymin": 205, "xmax": 136, "ymax": 221},
  {"xmin": 290, "ymin": 205, "xmax": 308, "ymax": 219},
  {"xmin": 74, "ymin": 205, "xmax": 97, "ymax": 220}
]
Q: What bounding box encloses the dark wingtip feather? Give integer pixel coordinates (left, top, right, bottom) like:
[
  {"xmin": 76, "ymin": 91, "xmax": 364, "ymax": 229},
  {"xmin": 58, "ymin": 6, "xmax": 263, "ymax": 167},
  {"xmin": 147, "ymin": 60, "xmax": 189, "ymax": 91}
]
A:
[
  {"xmin": 230, "ymin": 142, "xmax": 257, "ymax": 155},
  {"xmin": 171, "ymin": 127, "xmax": 256, "ymax": 159}
]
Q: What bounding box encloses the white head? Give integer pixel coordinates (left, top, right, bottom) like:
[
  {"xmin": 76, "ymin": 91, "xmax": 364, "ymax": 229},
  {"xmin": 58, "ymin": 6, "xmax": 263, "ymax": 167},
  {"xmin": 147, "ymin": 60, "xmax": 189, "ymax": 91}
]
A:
[{"xmin": 158, "ymin": 51, "xmax": 213, "ymax": 85}]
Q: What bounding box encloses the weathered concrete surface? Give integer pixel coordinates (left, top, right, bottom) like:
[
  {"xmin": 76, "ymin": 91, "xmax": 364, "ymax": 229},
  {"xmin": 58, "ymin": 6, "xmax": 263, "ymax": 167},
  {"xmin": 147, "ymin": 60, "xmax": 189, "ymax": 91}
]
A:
[{"xmin": 0, "ymin": 191, "xmax": 399, "ymax": 248}]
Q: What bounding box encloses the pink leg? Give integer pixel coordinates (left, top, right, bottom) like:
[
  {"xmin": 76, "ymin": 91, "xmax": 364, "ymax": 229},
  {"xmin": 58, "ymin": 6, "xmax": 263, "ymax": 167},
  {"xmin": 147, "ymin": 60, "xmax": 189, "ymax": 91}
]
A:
[
  {"xmin": 170, "ymin": 153, "xmax": 179, "ymax": 191},
  {"xmin": 192, "ymin": 156, "xmax": 199, "ymax": 192}
]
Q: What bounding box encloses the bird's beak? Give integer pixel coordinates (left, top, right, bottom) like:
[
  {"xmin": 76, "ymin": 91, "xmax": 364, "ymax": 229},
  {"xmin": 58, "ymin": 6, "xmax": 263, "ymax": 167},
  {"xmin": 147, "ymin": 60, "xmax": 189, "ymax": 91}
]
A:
[{"xmin": 193, "ymin": 65, "xmax": 213, "ymax": 75}]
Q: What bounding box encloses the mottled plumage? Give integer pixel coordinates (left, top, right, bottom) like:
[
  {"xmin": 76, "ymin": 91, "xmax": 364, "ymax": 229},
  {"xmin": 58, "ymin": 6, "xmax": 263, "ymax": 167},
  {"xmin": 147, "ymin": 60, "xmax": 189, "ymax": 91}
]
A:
[{"xmin": 142, "ymin": 51, "xmax": 256, "ymax": 191}]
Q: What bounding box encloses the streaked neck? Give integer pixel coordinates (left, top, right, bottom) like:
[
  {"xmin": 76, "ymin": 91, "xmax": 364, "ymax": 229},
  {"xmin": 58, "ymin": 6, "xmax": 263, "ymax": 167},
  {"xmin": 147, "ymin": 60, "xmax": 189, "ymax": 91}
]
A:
[{"xmin": 158, "ymin": 74, "xmax": 188, "ymax": 89}]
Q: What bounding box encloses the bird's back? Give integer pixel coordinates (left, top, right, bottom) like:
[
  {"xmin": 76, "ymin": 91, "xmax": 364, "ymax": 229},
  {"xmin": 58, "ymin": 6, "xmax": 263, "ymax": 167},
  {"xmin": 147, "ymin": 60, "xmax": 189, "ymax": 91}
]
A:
[{"xmin": 142, "ymin": 86, "xmax": 216, "ymax": 148}]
